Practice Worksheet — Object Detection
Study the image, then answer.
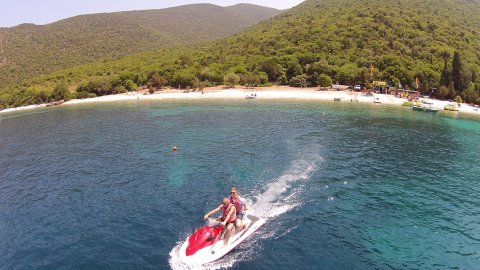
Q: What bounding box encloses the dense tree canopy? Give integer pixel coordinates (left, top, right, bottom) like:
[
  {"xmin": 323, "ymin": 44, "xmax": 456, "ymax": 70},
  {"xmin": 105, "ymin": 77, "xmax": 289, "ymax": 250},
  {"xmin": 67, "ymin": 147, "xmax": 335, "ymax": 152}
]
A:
[{"xmin": 0, "ymin": 4, "xmax": 280, "ymax": 90}]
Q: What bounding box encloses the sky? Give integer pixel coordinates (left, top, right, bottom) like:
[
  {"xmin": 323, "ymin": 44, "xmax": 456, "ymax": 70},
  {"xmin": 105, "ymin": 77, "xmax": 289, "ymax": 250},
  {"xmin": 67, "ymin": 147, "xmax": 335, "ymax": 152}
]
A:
[{"xmin": 0, "ymin": 0, "xmax": 304, "ymax": 27}]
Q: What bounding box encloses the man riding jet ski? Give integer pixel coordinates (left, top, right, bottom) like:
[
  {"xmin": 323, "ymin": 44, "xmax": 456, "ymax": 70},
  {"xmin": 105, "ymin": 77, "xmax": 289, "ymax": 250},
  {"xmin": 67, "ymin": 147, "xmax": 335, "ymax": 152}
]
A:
[
  {"xmin": 203, "ymin": 198, "xmax": 237, "ymax": 247},
  {"xmin": 177, "ymin": 194, "xmax": 266, "ymax": 265}
]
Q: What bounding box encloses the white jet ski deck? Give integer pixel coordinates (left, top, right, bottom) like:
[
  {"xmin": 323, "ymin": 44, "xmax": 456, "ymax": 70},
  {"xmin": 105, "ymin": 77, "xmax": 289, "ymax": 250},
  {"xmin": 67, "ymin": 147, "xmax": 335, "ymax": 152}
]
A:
[{"xmin": 178, "ymin": 212, "xmax": 265, "ymax": 265}]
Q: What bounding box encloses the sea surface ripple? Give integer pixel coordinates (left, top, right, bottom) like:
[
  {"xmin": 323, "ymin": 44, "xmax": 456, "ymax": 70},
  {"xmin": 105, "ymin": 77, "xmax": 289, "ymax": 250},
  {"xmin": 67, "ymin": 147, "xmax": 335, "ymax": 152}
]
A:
[{"xmin": 1, "ymin": 100, "xmax": 479, "ymax": 269}]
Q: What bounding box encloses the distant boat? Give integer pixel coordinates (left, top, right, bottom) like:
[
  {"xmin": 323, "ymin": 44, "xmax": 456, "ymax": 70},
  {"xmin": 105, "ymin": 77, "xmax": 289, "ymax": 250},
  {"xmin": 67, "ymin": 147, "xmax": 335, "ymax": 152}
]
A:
[
  {"xmin": 444, "ymin": 104, "xmax": 459, "ymax": 111},
  {"xmin": 246, "ymin": 94, "xmax": 257, "ymax": 99},
  {"xmin": 412, "ymin": 105, "xmax": 438, "ymax": 113},
  {"xmin": 425, "ymin": 107, "xmax": 439, "ymax": 112},
  {"xmin": 373, "ymin": 97, "xmax": 381, "ymax": 103},
  {"xmin": 412, "ymin": 105, "xmax": 425, "ymax": 111},
  {"xmin": 333, "ymin": 97, "xmax": 341, "ymax": 101}
]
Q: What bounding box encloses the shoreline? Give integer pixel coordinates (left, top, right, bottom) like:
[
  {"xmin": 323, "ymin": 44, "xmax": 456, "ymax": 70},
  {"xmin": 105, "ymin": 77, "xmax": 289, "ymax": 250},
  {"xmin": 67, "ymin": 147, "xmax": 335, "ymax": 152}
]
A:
[{"xmin": 1, "ymin": 87, "xmax": 479, "ymax": 116}]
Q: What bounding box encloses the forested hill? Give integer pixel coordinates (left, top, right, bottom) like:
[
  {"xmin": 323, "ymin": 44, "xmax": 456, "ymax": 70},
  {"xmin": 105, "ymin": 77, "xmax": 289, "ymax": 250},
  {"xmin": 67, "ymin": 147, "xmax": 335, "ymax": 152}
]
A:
[
  {"xmin": 0, "ymin": 4, "xmax": 280, "ymax": 89},
  {"xmin": 2, "ymin": 0, "xmax": 480, "ymax": 108},
  {"xmin": 214, "ymin": 0, "xmax": 480, "ymax": 93}
]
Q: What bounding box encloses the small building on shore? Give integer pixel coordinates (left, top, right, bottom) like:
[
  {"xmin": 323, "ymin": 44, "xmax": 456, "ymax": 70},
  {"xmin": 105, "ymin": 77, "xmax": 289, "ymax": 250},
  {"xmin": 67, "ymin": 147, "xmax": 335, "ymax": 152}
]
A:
[{"xmin": 372, "ymin": 81, "xmax": 390, "ymax": 94}]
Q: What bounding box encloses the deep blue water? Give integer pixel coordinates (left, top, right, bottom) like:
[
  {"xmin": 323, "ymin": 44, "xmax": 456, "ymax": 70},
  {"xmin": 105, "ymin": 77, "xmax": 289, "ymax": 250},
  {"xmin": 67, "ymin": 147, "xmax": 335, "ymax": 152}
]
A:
[{"xmin": 1, "ymin": 100, "xmax": 479, "ymax": 270}]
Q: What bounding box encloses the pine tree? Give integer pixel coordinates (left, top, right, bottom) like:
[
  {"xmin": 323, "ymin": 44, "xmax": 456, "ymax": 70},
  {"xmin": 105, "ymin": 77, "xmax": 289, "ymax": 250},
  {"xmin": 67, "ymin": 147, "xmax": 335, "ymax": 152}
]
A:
[
  {"xmin": 440, "ymin": 51, "xmax": 451, "ymax": 87},
  {"xmin": 452, "ymin": 52, "xmax": 463, "ymax": 93}
]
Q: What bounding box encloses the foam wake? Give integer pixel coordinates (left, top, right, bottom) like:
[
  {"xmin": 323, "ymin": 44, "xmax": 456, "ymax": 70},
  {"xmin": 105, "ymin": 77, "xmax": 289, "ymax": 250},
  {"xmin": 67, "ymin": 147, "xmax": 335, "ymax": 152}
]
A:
[{"xmin": 253, "ymin": 157, "xmax": 319, "ymax": 219}]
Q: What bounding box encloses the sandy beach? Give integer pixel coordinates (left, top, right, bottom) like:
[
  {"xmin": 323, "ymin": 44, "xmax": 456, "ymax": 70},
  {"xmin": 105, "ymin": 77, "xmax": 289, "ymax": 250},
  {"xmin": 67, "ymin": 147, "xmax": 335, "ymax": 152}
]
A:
[{"xmin": 1, "ymin": 87, "xmax": 479, "ymax": 116}]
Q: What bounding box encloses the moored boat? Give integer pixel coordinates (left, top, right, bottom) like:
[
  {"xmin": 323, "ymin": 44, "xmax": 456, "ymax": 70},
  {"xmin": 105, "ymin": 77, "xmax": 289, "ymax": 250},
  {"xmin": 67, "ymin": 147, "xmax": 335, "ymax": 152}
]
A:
[
  {"xmin": 412, "ymin": 105, "xmax": 426, "ymax": 111},
  {"xmin": 444, "ymin": 104, "xmax": 459, "ymax": 111},
  {"xmin": 412, "ymin": 105, "xmax": 438, "ymax": 113}
]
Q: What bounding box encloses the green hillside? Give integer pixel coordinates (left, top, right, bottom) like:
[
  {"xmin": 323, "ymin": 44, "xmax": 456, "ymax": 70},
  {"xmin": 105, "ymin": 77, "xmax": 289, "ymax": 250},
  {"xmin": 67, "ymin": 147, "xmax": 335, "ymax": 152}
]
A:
[
  {"xmin": 0, "ymin": 4, "xmax": 280, "ymax": 89},
  {"xmin": 2, "ymin": 0, "xmax": 480, "ymax": 108}
]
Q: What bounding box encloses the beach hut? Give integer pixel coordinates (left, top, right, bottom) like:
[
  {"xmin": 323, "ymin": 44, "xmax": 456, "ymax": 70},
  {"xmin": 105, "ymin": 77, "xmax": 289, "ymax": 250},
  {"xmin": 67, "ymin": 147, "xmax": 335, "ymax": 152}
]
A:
[{"xmin": 372, "ymin": 81, "xmax": 390, "ymax": 94}]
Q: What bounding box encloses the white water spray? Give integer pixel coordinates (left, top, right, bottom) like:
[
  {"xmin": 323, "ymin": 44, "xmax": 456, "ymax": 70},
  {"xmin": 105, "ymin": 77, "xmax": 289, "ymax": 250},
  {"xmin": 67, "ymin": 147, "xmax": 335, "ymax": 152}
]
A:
[{"xmin": 253, "ymin": 157, "xmax": 319, "ymax": 219}]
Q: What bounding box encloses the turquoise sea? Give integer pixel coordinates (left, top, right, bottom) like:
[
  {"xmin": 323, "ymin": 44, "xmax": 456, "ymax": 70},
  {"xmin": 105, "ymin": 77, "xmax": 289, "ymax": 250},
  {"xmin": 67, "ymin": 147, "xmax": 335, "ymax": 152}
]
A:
[{"xmin": 1, "ymin": 100, "xmax": 479, "ymax": 269}]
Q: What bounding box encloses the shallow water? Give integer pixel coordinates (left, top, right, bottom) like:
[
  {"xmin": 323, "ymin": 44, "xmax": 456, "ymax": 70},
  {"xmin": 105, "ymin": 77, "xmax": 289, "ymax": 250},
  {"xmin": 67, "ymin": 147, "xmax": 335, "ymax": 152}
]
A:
[{"xmin": 1, "ymin": 100, "xmax": 479, "ymax": 269}]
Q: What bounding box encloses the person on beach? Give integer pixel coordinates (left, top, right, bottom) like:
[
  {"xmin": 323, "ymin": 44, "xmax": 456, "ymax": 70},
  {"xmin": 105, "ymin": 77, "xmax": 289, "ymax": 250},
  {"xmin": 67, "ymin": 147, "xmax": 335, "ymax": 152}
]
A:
[
  {"xmin": 204, "ymin": 198, "xmax": 236, "ymax": 247},
  {"xmin": 229, "ymin": 187, "xmax": 248, "ymax": 230}
]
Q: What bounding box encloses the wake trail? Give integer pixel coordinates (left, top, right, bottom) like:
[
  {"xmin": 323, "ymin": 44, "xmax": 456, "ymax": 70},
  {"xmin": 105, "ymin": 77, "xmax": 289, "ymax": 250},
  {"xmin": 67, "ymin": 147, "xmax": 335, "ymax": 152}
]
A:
[{"xmin": 253, "ymin": 157, "xmax": 320, "ymax": 219}]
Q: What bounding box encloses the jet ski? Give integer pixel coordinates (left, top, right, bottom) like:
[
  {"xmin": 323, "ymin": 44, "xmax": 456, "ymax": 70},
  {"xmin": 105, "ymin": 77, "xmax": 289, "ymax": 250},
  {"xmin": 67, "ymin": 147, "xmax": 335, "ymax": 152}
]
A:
[{"xmin": 178, "ymin": 211, "xmax": 265, "ymax": 265}]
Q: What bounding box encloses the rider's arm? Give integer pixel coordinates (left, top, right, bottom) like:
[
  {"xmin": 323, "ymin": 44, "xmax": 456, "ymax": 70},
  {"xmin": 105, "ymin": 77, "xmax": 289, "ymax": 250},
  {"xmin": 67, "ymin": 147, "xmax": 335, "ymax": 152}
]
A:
[{"xmin": 204, "ymin": 204, "xmax": 222, "ymax": 220}]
